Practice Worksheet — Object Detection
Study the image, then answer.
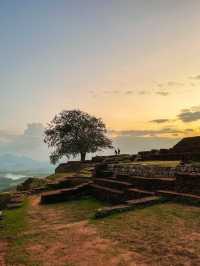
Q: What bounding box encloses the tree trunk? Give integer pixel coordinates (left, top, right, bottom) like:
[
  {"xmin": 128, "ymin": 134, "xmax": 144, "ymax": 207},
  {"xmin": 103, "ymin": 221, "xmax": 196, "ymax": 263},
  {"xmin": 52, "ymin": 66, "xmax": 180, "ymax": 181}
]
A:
[{"xmin": 81, "ymin": 152, "xmax": 86, "ymax": 162}]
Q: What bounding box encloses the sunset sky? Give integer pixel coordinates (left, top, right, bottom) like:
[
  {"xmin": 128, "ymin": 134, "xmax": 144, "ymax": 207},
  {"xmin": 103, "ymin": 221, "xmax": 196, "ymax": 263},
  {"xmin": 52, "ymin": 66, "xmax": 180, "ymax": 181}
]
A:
[{"xmin": 1, "ymin": 1, "xmax": 200, "ymax": 160}]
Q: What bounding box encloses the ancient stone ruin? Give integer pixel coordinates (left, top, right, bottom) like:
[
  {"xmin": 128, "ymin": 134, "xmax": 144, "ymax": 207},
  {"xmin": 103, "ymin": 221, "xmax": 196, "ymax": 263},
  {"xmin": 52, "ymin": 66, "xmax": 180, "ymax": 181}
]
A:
[
  {"xmin": 137, "ymin": 136, "xmax": 200, "ymax": 161},
  {"xmin": 38, "ymin": 136, "xmax": 200, "ymax": 217}
]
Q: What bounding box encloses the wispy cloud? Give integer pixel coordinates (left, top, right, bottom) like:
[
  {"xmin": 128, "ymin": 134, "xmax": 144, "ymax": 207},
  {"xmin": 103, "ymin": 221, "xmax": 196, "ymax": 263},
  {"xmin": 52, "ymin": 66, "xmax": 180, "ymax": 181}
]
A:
[
  {"xmin": 178, "ymin": 108, "xmax": 200, "ymax": 122},
  {"xmin": 125, "ymin": 90, "xmax": 133, "ymax": 95},
  {"xmin": 156, "ymin": 91, "xmax": 169, "ymax": 96},
  {"xmin": 0, "ymin": 123, "xmax": 48, "ymax": 160},
  {"xmin": 150, "ymin": 119, "xmax": 170, "ymax": 124},
  {"xmin": 110, "ymin": 127, "xmax": 184, "ymax": 138},
  {"xmin": 189, "ymin": 74, "xmax": 200, "ymax": 80}
]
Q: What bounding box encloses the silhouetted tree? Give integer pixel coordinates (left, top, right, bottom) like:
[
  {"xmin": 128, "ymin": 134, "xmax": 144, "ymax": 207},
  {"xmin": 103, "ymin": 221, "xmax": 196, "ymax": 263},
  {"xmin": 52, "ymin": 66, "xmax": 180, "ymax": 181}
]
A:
[{"xmin": 44, "ymin": 110, "xmax": 112, "ymax": 163}]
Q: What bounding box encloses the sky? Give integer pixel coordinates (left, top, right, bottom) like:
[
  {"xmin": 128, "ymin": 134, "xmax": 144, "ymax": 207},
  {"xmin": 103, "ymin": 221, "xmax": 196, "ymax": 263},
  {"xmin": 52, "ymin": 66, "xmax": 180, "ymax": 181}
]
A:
[{"xmin": 1, "ymin": 0, "xmax": 200, "ymax": 161}]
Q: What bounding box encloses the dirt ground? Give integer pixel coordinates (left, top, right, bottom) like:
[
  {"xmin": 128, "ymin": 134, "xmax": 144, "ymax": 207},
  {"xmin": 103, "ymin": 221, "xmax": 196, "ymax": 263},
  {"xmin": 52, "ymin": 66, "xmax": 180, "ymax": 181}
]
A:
[
  {"xmin": 21, "ymin": 196, "xmax": 148, "ymax": 266},
  {"xmin": 0, "ymin": 240, "xmax": 7, "ymax": 266},
  {"xmin": 2, "ymin": 195, "xmax": 200, "ymax": 265}
]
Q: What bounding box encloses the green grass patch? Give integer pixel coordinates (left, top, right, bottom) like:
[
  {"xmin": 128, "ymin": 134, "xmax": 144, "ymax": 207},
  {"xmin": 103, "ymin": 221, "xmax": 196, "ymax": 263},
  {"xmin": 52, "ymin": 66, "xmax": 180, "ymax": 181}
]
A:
[
  {"xmin": 45, "ymin": 196, "xmax": 105, "ymax": 223},
  {"xmin": 129, "ymin": 160, "xmax": 180, "ymax": 167},
  {"xmin": 0, "ymin": 199, "xmax": 28, "ymax": 238},
  {"xmin": 0, "ymin": 199, "xmax": 37, "ymax": 265}
]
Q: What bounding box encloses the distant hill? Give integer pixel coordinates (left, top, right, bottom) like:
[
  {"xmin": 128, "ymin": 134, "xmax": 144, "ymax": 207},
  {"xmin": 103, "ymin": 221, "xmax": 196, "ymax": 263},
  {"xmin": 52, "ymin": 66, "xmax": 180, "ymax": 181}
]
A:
[
  {"xmin": 0, "ymin": 176, "xmax": 27, "ymax": 191},
  {"xmin": 0, "ymin": 154, "xmax": 55, "ymax": 191},
  {"xmin": 0, "ymin": 154, "xmax": 54, "ymax": 174}
]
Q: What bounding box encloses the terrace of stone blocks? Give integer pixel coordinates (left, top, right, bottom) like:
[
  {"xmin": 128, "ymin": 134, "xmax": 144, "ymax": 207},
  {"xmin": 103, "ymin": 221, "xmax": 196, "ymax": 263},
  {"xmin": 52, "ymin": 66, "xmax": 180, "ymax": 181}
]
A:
[{"xmin": 40, "ymin": 154, "xmax": 200, "ymax": 217}]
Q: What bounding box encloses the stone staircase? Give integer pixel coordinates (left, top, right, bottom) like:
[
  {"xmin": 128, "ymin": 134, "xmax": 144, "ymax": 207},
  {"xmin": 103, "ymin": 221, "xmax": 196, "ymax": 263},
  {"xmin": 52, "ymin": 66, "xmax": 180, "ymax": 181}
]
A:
[
  {"xmin": 91, "ymin": 164, "xmax": 170, "ymax": 212},
  {"xmin": 6, "ymin": 192, "xmax": 24, "ymax": 210},
  {"xmin": 41, "ymin": 161, "xmax": 200, "ymax": 217},
  {"xmin": 117, "ymin": 175, "xmax": 175, "ymax": 191},
  {"xmin": 95, "ymin": 196, "xmax": 161, "ymax": 218},
  {"xmin": 91, "ymin": 184, "xmax": 125, "ymax": 204},
  {"xmin": 156, "ymin": 190, "xmax": 200, "ymax": 205},
  {"xmin": 41, "ymin": 182, "xmax": 92, "ymax": 204},
  {"xmin": 156, "ymin": 172, "xmax": 200, "ymax": 204}
]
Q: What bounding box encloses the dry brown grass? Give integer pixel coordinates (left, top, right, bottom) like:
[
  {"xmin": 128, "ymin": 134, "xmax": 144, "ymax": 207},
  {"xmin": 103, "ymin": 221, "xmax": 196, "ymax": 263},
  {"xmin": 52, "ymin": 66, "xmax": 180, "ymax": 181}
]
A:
[
  {"xmin": 93, "ymin": 202, "xmax": 200, "ymax": 266},
  {"xmin": 1, "ymin": 195, "xmax": 200, "ymax": 266}
]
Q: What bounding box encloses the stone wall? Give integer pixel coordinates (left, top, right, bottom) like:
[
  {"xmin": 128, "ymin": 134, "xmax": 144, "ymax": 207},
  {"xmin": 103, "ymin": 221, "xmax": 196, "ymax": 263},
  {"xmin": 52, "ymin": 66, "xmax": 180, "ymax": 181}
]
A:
[{"xmin": 107, "ymin": 163, "xmax": 176, "ymax": 178}]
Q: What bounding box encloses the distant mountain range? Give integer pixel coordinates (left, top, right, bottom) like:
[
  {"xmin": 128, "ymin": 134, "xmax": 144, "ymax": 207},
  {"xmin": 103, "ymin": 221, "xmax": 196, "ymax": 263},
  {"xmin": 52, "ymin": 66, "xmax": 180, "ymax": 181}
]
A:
[
  {"xmin": 0, "ymin": 176, "xmax": 27, "ymax": 192},
  {"xmin": 0, "ymin": 154, "xmax": 54, "ymax": 174},
  {"xmin": 0, "ymin": 154, "xmax": 55, "ymax": 191}
]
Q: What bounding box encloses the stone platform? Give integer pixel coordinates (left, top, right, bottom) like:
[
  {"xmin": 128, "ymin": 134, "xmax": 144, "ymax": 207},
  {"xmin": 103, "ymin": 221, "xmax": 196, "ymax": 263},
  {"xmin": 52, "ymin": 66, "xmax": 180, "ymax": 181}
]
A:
[{"xmin": 40, "ymin": 160, "xmax": 200, "ymax": 217}]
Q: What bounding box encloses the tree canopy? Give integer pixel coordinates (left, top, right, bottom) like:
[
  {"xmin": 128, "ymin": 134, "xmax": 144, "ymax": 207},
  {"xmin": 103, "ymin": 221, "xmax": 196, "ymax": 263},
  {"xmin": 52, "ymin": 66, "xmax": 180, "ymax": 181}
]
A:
[{"xmin": 44, "ymin": 110, "xmax": 112, "ymax": 163}]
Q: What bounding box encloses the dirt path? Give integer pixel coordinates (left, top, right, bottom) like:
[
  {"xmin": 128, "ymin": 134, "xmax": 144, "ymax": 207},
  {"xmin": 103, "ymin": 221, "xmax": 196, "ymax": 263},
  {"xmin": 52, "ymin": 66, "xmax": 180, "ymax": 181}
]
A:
[
  {"xmin": 24, "ymin": 196, "xmax": 148, "ymax": 266},
  {"xmin": 0, "ymin": 240, "xmax": 7, "ymax": 266}
]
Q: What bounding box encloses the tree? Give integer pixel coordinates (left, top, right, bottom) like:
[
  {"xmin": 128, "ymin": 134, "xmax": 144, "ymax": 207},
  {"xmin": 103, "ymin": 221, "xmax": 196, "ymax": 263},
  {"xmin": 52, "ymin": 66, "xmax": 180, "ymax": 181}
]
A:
[{"xmin": 44, "ymin": 110, "xmax": 112, "ymax": 163}]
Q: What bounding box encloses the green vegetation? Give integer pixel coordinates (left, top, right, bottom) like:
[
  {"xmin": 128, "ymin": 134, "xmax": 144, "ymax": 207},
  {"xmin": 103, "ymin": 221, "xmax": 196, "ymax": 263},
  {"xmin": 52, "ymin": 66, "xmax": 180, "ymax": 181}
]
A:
[
  {"xmin": 0, "ymin": 192, "xmax": 11, "ymax": 209},
  {"xmin": 0, "ymin": 199, "xmax": 32, "ymax": 265},
  {"xmin": 44, "ymin": 110, "xmax": 112, "ymax": 163},
  {"xmin": 0, "ymin": 197, "xmax": 104, "ymax": 265},
  {"xmin": 0, "ymin": 200, "xmax": 28, "ymax": 237},
  {"xmin": 17, "ymin": 177, "xmax": 47, "ymax": 191},
  {"xmin": 47, "ymin": 196, "xmax": 104, "ymax": 223},
  {"xmin": 0, "ymin": 177, "xmax": 27, "ymax": 192}
]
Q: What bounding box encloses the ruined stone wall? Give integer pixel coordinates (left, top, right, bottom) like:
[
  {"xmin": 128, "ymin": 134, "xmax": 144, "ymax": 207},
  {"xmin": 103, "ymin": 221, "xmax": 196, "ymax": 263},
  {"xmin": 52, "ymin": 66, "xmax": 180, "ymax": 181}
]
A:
[
  {"xmin": 106, "ymin": 163, "xmax": 200, "ymax": 178},
  {"xmin": 107, "ymin": 164, "xmax": 176, "ymax": 178}
]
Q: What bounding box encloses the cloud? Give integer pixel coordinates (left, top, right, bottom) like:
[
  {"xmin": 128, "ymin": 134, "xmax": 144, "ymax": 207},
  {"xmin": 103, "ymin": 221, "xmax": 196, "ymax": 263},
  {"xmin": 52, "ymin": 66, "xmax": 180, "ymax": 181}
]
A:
[
  {"xmin": 178, "ymin": 110, "xmax": 200, "ymax": 123},
  {"xmin": 150, "ymin": 119, "xmax": 170, "ymax": 124},
  {"xmin": 125, "ymin": 90, "xmax": 133, "ymax": 95},
  {"xmin": 156, "ymin": 91, "xmax": 169, "ymax": 96},
  {"xmin": 0, "ymin": 123, "xmax": 48, "ymax": 160},
  {"xmin": 157, "ymin": 81, "xmax": 184, "ymax": 88},
  {"xmin": 110, "ymin": 127, "xmax": 183, "ymax": 138},
  {"xmin": 0, "ymin": 130, "xmax": 18, "ymax": 142},
  {"xmin": 139, "ymin": 90, "xmax": 150, "ymax": 95},
  {"xmin": 103, "ymin": 90, "xmax": 120, "ymax": 94},
  {"xmin": 190, "ymin": 74, "xmax": 200, "ymax": 80},
  {"xmin": 167, "ymin": 81, "xmax": 184, "ymax": 87},
  {"xmin": 177, "ymin": 105, "xmax": 200, "ymax": 123}
]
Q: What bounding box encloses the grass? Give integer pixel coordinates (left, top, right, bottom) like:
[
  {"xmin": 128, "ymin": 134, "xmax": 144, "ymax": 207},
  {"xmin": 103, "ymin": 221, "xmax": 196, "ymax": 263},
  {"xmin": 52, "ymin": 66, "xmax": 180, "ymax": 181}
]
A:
[
  {"xmin": 0, "ymin": 199, "xmax": 36, "ymax": 265},
  {"xmin": 93, "ymin": 202, "xmax": 200, "ymax": 265},
  {"xmin": 46, "ymin": 173, "xmax": 73, "ymax": 180},
  {"xmin": 0, "ymin": 196, "xmax": 105, "ymax": 266},
  {"xmin": 129, "ymin": 160, "xmax": 180, "ymax": 167},
  {"xmin": 44, "ymin": 196, "xmax": 104, "ymax": 223},
  {"xmin": 0, "ymin": 199, "xmax": 28, "ymax": 237},
  {"xmin": 1, "ymin": 196, "xmax": 200, "ymax": 265}
]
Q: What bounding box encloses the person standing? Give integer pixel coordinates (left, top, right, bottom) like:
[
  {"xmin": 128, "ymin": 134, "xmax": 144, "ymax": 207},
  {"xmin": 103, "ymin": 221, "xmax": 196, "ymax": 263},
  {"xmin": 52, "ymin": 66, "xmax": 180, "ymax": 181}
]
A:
[{"xmin": 117, "ymin": 148, "xmax": 121, "ymax": 155}]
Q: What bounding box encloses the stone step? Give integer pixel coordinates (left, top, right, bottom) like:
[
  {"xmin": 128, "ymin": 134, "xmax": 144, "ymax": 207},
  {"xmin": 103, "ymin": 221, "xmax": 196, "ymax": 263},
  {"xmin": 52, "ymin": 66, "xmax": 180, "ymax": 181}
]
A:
[
  {"xmin": 157, "ymin": 190, "xmax": 200, "ymax": 203},
  {"xmin": 126, "ymin": 188, "xmax": 155, "ymax": 199},
  {"xmin": 126, "ymin": 196, "xmax": 161, "ymax": 205},
  {"xmin": 41, "ymin": 182, "xmax": 92, "ymax": 204},
  {"xmin": 9, "ymin": 199, "xmax": 23, "ymax": 204},
  {"xmin": 95, "ymin": 178, "xmax": 132, "ymax": 190},
  {"xmin": 175, "ymin": 173, "xmax": 200, "ymax": 195},
  {"xmin": 117, "ymin": 175, "xmax": 175, "ymax": 191},
  {"xmin": 7, "ymin": 203, "xmax": 22, "ymax": 210},
  {"xmin": 95, "ymin": 196, "xmax": 161, "ymax": 218},
  {"xmin": 97, "ymin": 170, "xmax": 113, "ymax": 178},
  {"xmin": 90, "ymin": 184, "xmax": 125, "ymax": 204}
]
